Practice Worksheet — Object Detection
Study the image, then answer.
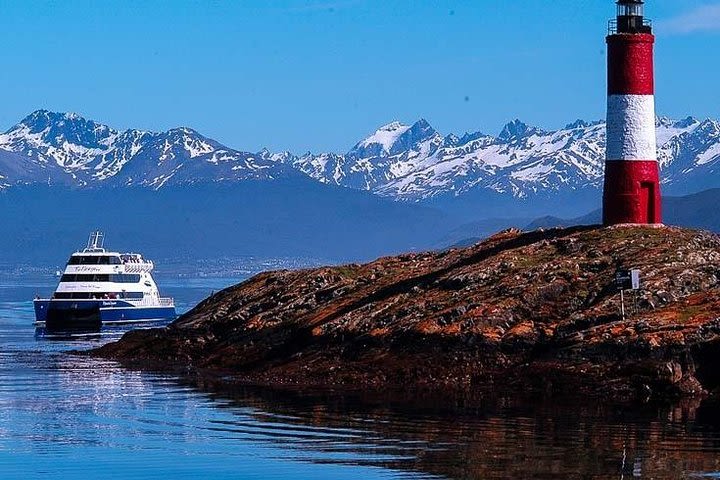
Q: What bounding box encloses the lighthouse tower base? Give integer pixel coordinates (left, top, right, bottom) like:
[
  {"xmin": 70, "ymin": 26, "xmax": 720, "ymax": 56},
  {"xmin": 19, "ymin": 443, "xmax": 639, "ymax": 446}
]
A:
[{"xmin": 602, "ymin": 160, "xmax": 662, "ymax": 225}]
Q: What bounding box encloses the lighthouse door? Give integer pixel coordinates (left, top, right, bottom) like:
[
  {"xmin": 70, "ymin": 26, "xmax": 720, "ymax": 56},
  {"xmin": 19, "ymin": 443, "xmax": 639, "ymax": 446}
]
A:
[{"xmin": 640, "ymin": 182, "xmax": 655, "ymax": 223}]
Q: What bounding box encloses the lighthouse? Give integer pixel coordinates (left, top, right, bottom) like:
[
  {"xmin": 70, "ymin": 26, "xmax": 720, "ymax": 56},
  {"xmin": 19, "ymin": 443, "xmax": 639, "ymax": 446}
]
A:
[{"xmin": 603, "ymin": 0, "xmax": 662, "ymax": 225}]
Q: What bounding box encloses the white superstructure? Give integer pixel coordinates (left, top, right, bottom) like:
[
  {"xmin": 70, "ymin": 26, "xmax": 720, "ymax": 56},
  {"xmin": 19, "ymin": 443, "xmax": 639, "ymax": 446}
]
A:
[{"xmin": 51, "ymin": 231, "xmax": 167, "ymax": 304}]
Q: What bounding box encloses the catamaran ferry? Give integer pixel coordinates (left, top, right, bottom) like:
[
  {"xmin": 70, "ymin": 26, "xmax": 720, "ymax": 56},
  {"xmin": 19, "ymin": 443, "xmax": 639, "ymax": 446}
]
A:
[{"xmin": 34, "ymin": 231, "xmax": 176, "ymax": 329}]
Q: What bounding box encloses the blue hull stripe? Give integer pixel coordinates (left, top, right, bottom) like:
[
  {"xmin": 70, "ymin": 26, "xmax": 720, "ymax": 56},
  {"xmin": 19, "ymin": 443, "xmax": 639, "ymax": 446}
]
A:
[
  {"xmin": 34, "ymin": 300, "xmax": 176, "ymax": 323},
  {"xmin": 98, "ymin": 307, "xmax": 177, "ymax": 322}
]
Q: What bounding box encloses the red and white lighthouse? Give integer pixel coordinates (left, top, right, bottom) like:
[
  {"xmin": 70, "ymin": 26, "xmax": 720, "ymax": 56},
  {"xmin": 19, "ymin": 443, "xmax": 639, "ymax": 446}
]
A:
[{"xmin": 603, "ymin": 0, "xmax": 662, "ymax": 225}]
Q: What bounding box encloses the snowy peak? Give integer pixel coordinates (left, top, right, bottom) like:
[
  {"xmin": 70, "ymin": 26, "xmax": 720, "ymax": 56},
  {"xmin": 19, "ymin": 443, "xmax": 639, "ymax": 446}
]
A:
[
  {"xmin": 155, "ymin": 127, "xmax": 219, "ymax": 160},
  {"xmin": 657, "ymin": 116, "xmax": 700, "ymax": 130},
  {"xmin": 285, "ymin": 118, "xmax": 446, "ymax": 192},
  {"xmin": 564, "ymin": 119, "xmax": 602, "ymax": 130},
  {"xmin": 674, "ymin": 116, "xmax": 700, "ymax": 129},
  {"xmin": 350, "ymin": 121, "xmax": 411, "ymax": 157},
  {"xmin": 697, "ymin": 118, "xmax": 720, "ymax": 136},
  {"xmin": 0, "ymin": 110, "xmax": 120, "ymax": 171},
  {"xmin": 498, "ymin": 119, "xmax": 543, "ymax": 141},
  {"xmin": 457, "ymin": 131, "xmax": 489, "ymax": 145},
  {"xmin": 388, "ymin": 118, "xmax": 440, "ymax": 155},
  {"xmin": 10, "ymin": 109, "xmax": 118, "ymax": 148}
]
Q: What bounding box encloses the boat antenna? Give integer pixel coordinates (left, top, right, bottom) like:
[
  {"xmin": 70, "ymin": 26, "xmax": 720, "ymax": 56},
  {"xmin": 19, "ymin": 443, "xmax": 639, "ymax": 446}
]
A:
[{"xmin": 86, "ymin": 231, "xmax": 105, "ymax": 252}]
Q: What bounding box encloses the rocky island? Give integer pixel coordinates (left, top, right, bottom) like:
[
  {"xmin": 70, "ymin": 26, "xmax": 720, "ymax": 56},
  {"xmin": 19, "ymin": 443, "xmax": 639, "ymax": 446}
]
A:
[{"xmin": 94, "ymin": 226, "xmax": 720, "ymax": 402}]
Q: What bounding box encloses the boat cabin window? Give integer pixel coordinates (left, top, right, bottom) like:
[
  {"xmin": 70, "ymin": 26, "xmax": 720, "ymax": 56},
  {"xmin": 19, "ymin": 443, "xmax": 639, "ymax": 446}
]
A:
[
  {"xmin": 113, "ymin": 274, "xmax": 142, "ymax": 283},
  {"xmin": 67, "ymin": 255, "xmax": 122, "ymax": 265},
  {"xmin": 53, "ymin": 291, "xmax": 145, "ymax": 299},
  {"xmin": 60, "ymin": 274, "xmax": 141, "ymax": 283},
  {"xmin": 121, "ymin": 292, "xmax": 144, "ymax": 299},
  {"xmin": 53, "ymin": 292, "xmax": 95, "ymax": 299}
]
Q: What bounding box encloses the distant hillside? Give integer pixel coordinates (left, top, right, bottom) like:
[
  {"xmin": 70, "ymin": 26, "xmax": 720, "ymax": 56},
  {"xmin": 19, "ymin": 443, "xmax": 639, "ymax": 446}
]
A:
[
  {"xmin": 526, "ymin": 188, "xmax": 720, "ymax": 231},
  {"xmin": 0, "ymin": 183, "xmax": 453, "ymax": 265},
  {"xmin": 10, "ymin": 185, "xmax": 720, "ymax": 266},
  {"xmin": 438, "ymin": 188, "xmax": 720, "ymax": 248}
]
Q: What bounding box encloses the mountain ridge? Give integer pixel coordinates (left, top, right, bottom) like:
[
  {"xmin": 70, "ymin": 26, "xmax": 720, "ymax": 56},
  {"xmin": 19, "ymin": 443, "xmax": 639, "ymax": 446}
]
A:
[
  {"xmin": 0, "ymin": 109, "xmax": 299, "ymax": 189},
  {"xmin": 2, "ymin": 110, "xmax": 720, "ymax": 213}
]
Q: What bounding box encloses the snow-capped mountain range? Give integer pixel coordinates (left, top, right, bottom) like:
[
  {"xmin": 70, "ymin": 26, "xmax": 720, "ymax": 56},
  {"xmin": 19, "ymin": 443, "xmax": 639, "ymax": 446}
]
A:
[
  {"xmin": 288, "ymin": 116, "xmax": 720, "ymax": 201},
  {"xmin": 2, "ymin": 109, "xmax": 720, "ymax": 203},
  {"xmin": 0, "ymin": 110, "xmax": 295, "ymax": 189}
]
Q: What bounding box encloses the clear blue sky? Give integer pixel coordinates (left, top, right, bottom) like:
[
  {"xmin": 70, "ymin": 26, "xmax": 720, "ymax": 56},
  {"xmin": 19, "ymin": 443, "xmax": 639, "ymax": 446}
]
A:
[{"xmin": 0, "ymin": 0, "xmax": 718, "ymax": 153}]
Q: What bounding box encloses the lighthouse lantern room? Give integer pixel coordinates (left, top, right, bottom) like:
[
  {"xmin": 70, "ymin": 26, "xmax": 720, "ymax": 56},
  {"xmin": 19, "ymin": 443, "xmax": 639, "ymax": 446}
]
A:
[{"xmin": 615, "ymin": 0, "xmax": 651, "ymax": 33}]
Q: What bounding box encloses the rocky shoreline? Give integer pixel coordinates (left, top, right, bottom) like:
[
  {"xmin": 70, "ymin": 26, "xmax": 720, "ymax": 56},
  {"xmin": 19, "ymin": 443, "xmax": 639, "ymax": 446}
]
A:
[{"xmin": 93, "ymin": 226, "xmax": 720, "ymax": 402}]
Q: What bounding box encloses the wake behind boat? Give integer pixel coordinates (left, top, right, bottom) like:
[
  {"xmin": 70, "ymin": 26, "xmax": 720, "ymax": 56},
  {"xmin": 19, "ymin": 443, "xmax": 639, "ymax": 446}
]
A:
[{"xmin": 34, "ymin": 231, "xmax": 176, "ymax": 331}]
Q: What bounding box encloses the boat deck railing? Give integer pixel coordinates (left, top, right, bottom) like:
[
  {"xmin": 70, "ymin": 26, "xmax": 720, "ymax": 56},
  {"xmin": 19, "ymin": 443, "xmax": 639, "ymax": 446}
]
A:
[
  {"xmin": 607, "ymin": 18, "xmax": 652, "ymax": 35},
  {"xmin": 123, "ymin": 261, "xmax": 154, "ymax": 273},
  {"xmin": 127, "ymin": 297, "xmax": 174, "ymax": 307}
]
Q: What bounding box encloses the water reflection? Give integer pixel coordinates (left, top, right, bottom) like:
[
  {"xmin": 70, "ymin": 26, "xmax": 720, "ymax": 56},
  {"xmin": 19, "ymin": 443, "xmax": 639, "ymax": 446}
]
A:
[
  {"xmin": 34, "ymin": 318, "xmax": 170, "ymax": 340},
  {"xmin": 4, "ymin": 277, "xmax": 720, "ymax": 479},
  {"xmin": 176, "ymin": 383, "xmax": 720, "ymax": 479},
  {"xmin": 1, "ymin": 277, "xmax": 428, "ymax": 479}
]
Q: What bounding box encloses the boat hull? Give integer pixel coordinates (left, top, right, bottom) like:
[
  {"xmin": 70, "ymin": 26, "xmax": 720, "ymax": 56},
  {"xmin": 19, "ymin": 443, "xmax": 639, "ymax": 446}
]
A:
[{"xmin": 34, "ymin": 299, "xmax": 176, "ymax": 328}]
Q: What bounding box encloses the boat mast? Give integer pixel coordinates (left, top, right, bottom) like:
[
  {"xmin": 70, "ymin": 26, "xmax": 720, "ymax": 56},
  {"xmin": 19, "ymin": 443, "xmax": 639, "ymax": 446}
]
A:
[{"xmin": 86, "ymin": 231, "xmax": 105, "ymax": 252}]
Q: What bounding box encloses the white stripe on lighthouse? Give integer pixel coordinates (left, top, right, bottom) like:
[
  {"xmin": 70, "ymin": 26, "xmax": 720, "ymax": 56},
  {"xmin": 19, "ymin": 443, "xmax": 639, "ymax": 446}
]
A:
[{"xmin": 606, "ymin": 94, "xmax": 657, "ymax": 161}]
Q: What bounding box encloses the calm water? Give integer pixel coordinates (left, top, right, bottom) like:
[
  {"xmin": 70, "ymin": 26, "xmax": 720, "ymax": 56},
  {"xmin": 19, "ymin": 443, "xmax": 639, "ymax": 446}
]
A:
[{"xmin": 2, "ymin": 275, "xmax": 720, "ymax": 479}]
